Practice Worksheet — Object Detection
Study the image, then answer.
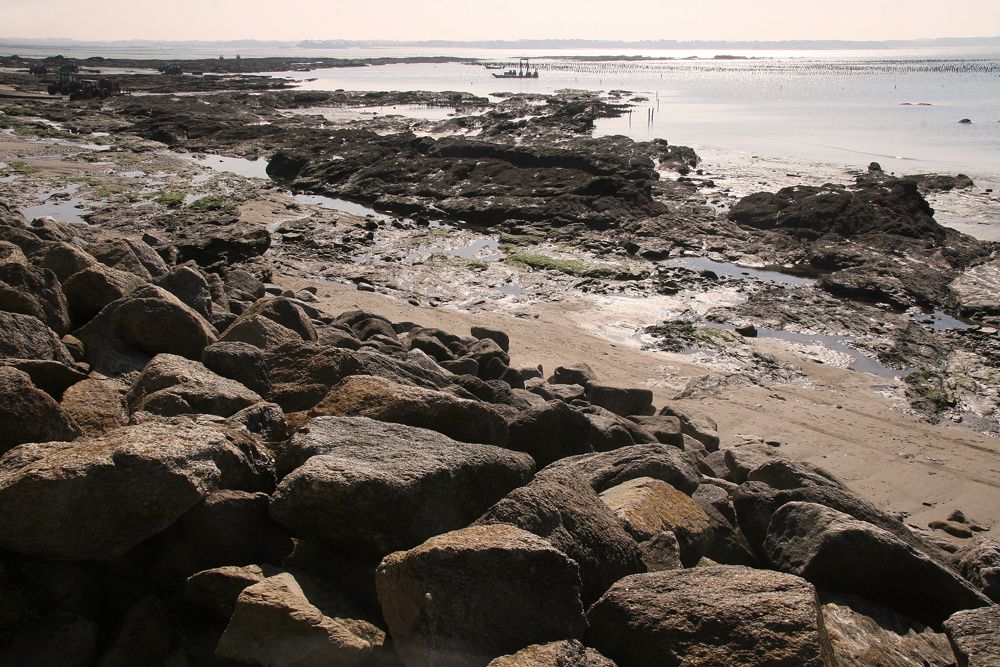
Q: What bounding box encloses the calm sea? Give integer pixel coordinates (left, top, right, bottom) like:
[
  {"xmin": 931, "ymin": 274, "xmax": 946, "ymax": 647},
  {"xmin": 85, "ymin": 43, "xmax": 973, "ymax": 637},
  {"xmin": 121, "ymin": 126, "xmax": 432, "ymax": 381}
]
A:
[{"xmin": 4, "ymin": 42, "xmax": 998, "ymax": 180}]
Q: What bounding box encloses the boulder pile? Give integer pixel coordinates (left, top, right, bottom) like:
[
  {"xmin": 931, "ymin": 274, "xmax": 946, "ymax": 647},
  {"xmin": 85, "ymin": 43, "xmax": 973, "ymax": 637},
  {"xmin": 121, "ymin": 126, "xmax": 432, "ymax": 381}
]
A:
[{"xmin": 0, "ymin": 201, "xmax": 996, "ymax": 665}]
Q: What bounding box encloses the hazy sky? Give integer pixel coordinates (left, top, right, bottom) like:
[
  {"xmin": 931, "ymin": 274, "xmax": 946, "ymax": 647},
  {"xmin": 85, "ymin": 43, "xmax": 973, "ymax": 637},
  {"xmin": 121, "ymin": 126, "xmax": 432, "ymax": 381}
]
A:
[{"xmin": 3, "ymin": 0, "xmax": 999, "ymax": 42}]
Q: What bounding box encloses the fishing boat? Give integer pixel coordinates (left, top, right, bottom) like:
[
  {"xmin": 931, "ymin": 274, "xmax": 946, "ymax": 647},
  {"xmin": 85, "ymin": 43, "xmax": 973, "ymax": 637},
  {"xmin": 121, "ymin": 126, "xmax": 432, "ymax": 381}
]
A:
[{"xmin": 492, "ymin": 58, "xmax": 539, "ymax": 79}]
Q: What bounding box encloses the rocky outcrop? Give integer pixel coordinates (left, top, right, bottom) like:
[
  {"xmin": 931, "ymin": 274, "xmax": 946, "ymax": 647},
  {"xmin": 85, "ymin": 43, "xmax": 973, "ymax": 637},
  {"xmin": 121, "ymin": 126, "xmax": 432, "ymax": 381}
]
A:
[
  {"xmin": 376, "ymin": 524, "xmax": 587, "ymax": 667},
  {"xmin": 267, "ymin": 130, "xmax": 667, "ymax": 230},
  {"xmin": 956, "ymin": 537, "xmax": 1000, "ymax": 602},
  {"xmin": 728, "ymin": 176, "xmax": 991, "ymax": 308},
  {"xmin": 544, "ymin": 444, "xmax": 701, "ymax": 495},
  {"xmin": 586, "ymin": 566, "xmax": 828, "ymax": 667}
]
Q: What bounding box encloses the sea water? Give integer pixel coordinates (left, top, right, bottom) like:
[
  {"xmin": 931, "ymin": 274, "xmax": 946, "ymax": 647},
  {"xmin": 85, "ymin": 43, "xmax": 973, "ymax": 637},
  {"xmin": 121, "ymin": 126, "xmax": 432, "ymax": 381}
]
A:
[{"xmin": 263, "ymin": 49, "xmax": 1000, "ymax": 182}]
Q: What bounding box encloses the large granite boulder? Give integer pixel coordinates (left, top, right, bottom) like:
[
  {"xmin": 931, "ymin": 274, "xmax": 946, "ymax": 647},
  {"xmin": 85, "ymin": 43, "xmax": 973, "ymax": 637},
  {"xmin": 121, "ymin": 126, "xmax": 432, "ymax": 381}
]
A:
[
  {"xmin": 376, "ymin": 524, "xmax": 587, "ymax": 667},
  {"xmin": 586, "ymin": 565, "xmax": 827, "ymax": 667},
  {"xmin": 505, "ymin": 400, "xmax": 598, "ymax": 467},
  {"xmin": 820, "ymin": 593, "xmax": 955, "ymax": 667},
  {"xmin": 216, "ymin": 571, "xmax": 387, "ymax": 667},
  {"xmin": 0, "ymin": 261, "xmax": 71, "ymax": 334},
  {"xmin": 125, "ymin": 353, "xmax": 262, "ymax": 418},
  {"xmin": 598, "ymin": 477, "xmax": 712, "ymax": 567},
  {"xmin": 543, "ymin": 444, "xmax": 700, "ymax": 495},
  {"xmin": 302, "ymin": 374, "xmax": 508, "ymax": 446},
  {"xmin": 764, "ymin": 501, "xmax": 990, "ymax": 625},
  {"xmin": 956, "ymin": 537, "xmax": 1000, "ymax": 602},
  {"xmin": 0, "ymin": 366, "xmax": 82, "ymax": 453},
  {"xmin": 269, "ymin": 417, "xmax": 533, "ymax": 556},
  {"xmin": 487, "ymin": 641, "xmax": 615, "ymax": 667},
  {"xmin": 0, "ymin": 420, "xmax": 273, "ymax": 560},
  {"xmin": 943, "ymin": 605, "xmax": 1000, "ymax": 667},
  {"xmin": 0, "ymin": 311, "xmax": 75, "ymax": 364},
  {"xmin": 75, "ymin": 285, "xmax": 218, "ymax": 375},
  {"xmin": 476, "ymin": 470, "xmax": 645, "ymax": 604},
  {"xmin": 62, "ymin": 263, "xmax": 145, "ymax": 324}
]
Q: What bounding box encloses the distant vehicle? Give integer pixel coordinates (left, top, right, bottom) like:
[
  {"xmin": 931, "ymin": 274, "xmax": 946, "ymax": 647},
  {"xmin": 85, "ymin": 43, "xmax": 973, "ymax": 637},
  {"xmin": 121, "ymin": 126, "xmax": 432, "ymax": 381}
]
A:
[
  {"xmin": 492, "ymin": 58, "xmax": 539, "ymax": 79},
  {"xmin": 158, "ymin": 64, "xmax": 183, "ymax": 75},
  {"xmin": 484, "ymin": 63, "xmax": 504, "ymax": 70}
]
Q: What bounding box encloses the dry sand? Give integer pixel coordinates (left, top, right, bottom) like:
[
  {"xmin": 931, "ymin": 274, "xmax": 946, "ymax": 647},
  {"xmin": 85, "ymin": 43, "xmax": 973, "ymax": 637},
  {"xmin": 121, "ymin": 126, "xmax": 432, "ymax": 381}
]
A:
[{"xmin": 277, "ymin": 273, "xmax": 1000, "ymax": 542}]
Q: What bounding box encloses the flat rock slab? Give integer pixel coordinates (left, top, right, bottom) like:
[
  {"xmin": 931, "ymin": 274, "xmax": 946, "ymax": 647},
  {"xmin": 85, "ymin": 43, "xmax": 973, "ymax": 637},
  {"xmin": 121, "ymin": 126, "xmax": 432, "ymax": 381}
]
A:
[
  {"xmin": 376, "ymin": 524, "xmax": 587, "ymax": 667},
  {"xmin": 944, "ymin": 605, "xmax": 1000, "ymax": 667},
  {"xmin": 0, "ymin": 420, "xmax": 272, "ymax": 560},
  {"xmin": 270, "ymin": 416, "xmax": 533, "ymax": 556},
  {"xmin": 586, "ymin": 565, "xmax": 827, "ymax": 667}
]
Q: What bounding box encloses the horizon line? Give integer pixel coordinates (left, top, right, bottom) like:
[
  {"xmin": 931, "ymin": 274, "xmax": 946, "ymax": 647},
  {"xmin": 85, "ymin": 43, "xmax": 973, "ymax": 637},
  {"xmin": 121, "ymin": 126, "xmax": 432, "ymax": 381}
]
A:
[{"xmin": 2, "ymin": 35, "xmax": 999, "ymax": 47}]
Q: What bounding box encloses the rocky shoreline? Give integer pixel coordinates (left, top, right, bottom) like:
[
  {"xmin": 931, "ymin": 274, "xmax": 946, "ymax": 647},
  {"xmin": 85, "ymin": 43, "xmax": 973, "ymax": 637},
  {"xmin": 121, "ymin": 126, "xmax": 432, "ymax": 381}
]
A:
[{"xmin": 1, "ymin": 55, "xmax": 999, "ymax": 665}]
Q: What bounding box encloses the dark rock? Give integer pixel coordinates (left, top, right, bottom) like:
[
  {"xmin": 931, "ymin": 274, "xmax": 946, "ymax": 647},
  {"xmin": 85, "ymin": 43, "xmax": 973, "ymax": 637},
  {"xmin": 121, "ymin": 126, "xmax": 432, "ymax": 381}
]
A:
[
  {"xmin": 732, "ymin": 476, "xmax": 955, "ymax": 570},
  {"xmin": 735, "ymin": 324, "xmax": 757, "ymax": 337},
  {"xmin": 60, "ymin": 376, "xmax": 129, "ymax": 438},
  {"xmin": 548, "ymin": 363, "xmax": 597, "ymax": 387},
  {"xmin": 87, "ymin": 237, "xmax": 168, "ymax": 281},
  {"xmin": 0, "ymin": 420, "xmax": 273, "ymax": 560},
  {"xmin": 155, "ymin": 264, "xmax": 213, "ymax": 319},
  {"xmin": 637, "ymin": 531, "xmax": 683, "ymax": 572},
  {"xmin": 0, "ymin": 366, "xmax": 82, "ymax": 453},
  {"xmin": 506, "ymin": 400, "xmax": 597, "ymax": 467},
  {"xmin": 156, "ymin": 490, "xmax": 293, "ymax": 577},
  {"xmin": 0, "ymin": 311, "xmax": 75, "ymax": 364},
  {"xmin": 224, "ymin": 268, "xmax": 266, "ymax": 302},
  {"xmin": 301, "ymin": 374, "xmax": 508, "ymax": 446},
  {"xmin": 440, "ymin": 357, "xmax": 479, "ymax": 375},
  {"xmin": 0, "ymin": 261, "xmax": 71, "ymax": 334},
  {"xmin": 171, "ymin": 221, "xmax": 271, "ymax": 268},
  {"xmin": 658, "ymin": 404, "xmax": 719, "ymax": 450},
  {"xmin": 202, "ymin": 341, "xmax": 270, "ymax": 396},
  {"xmin": 62, "ymin": 264, "xmax": 145, "ymax": 324},
  {"xmin": 75, "ymin": 285, "xmax": 218, "ymax": 375},
  {"xmin": 0, "ymin": 611, "xmax": 98, "ymax": 667},
  {"xmin": 376, "ymin": 524, "xmax": 587, "ymax": 667},
  {"xmin": 1, "ymin": 358, "xmax": 85, "ymax": 400},
  {"xmin": 470, "ymin": 325, "xmax": 510, "ymax": 352},
  {"xmin": 586, "ymin": 566, "xmax": 828, "ymax": 667},
  {"xmin": 476, "ymin": 469, "xmax": 645, "ymax": 604},
  {"xmin": 764, "ymin": 501, "xmax": 990, "ymax": 625},
  {"xmin": 585, "ymin": 383, "xmax": 654, "ymax": 417},
  {"xmin": 269, "ymin": 416, "xmax": 533, "ymax": 556},
  {"xmin": 185, "ymin": 564, "xmax": 271, "ymax": 619},
  {"xmin": 943, "ymin": 605, "xmax": 1000, "ymax": 666},
  {"xmin": 97, "ymin": 596, "xmax": 173, "ymax": 667},
  {"xmin": 33, "ymin": 241, "xmax": 97, "ymax": 282},
  {"xmin": 227, "ymin": 401, "xmax": 288, "ymax": 441},
  {"xmin": 627, "ymin": 415, "xmax": 684, "ymax": 447},
  {"xmin": 219, "ymin": 313, "xmax": 301, "ymax": 349}
]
